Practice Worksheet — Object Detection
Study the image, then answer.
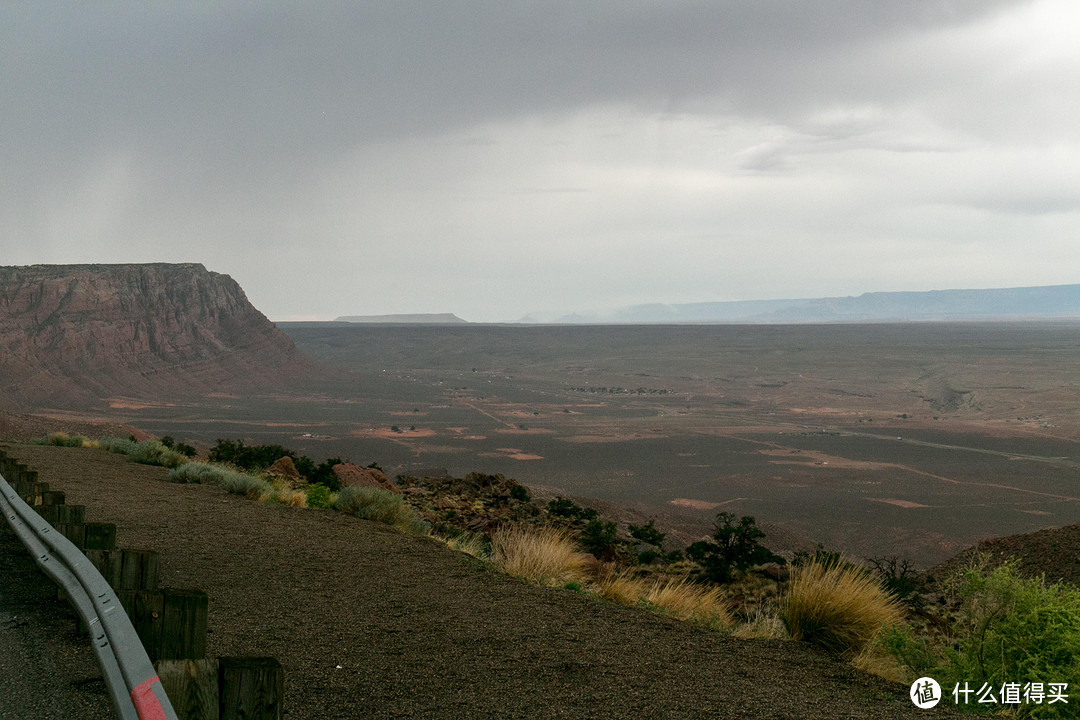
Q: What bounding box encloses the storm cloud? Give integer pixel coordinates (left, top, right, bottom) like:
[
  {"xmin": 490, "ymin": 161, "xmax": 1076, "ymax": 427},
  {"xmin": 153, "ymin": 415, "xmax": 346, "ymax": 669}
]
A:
[{"xmin": 2, "ymin": 1, "xmax": 1077, "ymax": 321}]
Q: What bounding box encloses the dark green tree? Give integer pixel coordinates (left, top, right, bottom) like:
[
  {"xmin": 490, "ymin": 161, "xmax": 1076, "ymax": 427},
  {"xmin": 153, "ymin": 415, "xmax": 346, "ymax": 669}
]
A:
[{"xmin": 686, "ymin": 512, "xmax": 780, "ymax": 584}]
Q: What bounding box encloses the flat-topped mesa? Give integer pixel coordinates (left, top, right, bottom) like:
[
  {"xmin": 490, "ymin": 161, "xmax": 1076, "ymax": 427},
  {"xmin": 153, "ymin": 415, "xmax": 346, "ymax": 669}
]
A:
[{"xmin": 0, "ymin": 263, "xmax": 312, "ymax": 410}]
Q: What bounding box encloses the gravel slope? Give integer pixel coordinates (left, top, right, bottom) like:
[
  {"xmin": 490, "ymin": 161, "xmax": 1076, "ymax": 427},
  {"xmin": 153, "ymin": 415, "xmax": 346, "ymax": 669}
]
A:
[{"xmin": 1, "ymin": 443, "xmax": 963, "ymax": 719}]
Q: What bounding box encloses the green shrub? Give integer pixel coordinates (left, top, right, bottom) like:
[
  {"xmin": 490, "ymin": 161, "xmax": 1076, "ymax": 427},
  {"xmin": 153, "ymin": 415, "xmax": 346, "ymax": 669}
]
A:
[
  {"xmin": 334, "ymin": 486, "xmax": 429, "ymax": 535},
  {"xmin": 305, "ymin": 483, "xmax": 334, "ymax": 509},
  {"xmin": 97, "ymin": 437, "xmax": 139, "ymax": 455},
  {"xmin": 887, "ymin": 561, "xmax": 1080, "ymax": 718},
  {"xmin": 41, "ymin": 432, "xmax": 90, "ymax": 447},
  {"xmin": 167, "ymin": 462, "xmax": 269, "ymax": 499},
  {"xmin": 219, "ymin": 471, "xmax": 272, "ymax": 500},
  {"xmin": 547, "ymin": 496, "xmax": 596, "ymax": 521},
  {"xmin": 168, "ymin": 462, "xmax": 231, "ymax": 484},
  {"xmin": 126, "ymin": 440, "xmax": 188, "ymax": 469},
  {"xmin": 580, "ymin": 518, "xmax": 618, "ymax": 559},
  {"xmin": 174, "ymin": 443, "xmax": 198, "ymax": 458},
  {"xmin": 509, "ymin": 484, "xmax": 531, "ymax": 503}
]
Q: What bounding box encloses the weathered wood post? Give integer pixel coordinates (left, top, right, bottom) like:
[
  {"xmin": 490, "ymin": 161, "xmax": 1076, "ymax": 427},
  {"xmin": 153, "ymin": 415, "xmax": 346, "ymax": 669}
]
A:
[
  {"xmin": 86, "ymin": 548, "xmax": 160, "ymax": 591},
  {"xmin": 155, "ymin": 659, "xmax": 220, "ymax": 720},
  {"xmin": 219, "ymin": 657, "xmax": 284, "ymax": 720},
  {"xmin": 83, "ymin": 521, "xmax": 118, "ymax": 551},
  {"xmin": 118, "ymin": 588, "xmax": 209, "ymax": 661}
]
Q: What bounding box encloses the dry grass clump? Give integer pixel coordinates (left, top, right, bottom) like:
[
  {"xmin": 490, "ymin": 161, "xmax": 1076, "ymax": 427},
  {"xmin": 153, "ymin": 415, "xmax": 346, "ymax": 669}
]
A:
[
  {"xmin": 782, "ymin": 558, "xmax": 903, "ymax": 656},
  {"xmin": 642, "ymin": 578, "xmax": 734, "ymax": 630},
  {"xmin": 445, "ymin": 532, "xmax": 491, "ymax": 560},
  {"xmin": 732, "ymin": 605, "xmax": 789, "ymax": 640},
  {"xmin": 593, "ymin": 570, "xmax": 733, "ymax": 630},
  {"xmin": 595, "ymin": 569, "xmax": 646, "ymax": 605},
  {"xmin": 490, "ymin": 525, "xmax": 590, "ymax": 586}
]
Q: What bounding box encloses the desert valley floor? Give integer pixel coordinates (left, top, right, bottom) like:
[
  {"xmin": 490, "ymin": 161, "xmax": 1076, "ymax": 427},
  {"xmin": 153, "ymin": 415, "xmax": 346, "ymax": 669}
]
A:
[{"xmin": 39, "ymin": 322, "xmax": 1080, "ymax": 566}]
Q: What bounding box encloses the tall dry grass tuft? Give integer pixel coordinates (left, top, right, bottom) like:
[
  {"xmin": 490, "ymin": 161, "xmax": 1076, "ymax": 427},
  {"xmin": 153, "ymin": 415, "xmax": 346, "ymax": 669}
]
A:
[
  {"xmin": 782, "ymin": 558, "xmax": 903, "ymax": 656},
  {"xmin": 642, "ymin": 578, "xmax": 734, "ymax": 630},
  {"xmin": 594, "ymin": 569, "xmax": 646, "ymax": 606},
  {"xmin": 490, "ymin": 525, "xmax": 590, "ymax": 586}
]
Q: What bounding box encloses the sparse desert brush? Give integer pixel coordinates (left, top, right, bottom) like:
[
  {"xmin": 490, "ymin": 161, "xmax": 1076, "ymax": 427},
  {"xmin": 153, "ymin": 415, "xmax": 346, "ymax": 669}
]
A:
[
  {"xmin": 168, "ymin": 462, "xmax": 230, "ymax": 484},
  {"xmin": 851, "ymin": 641, "xmax": 911, "ymax": 684},
  {"xmin": 782, "ymin": 558, "xmax": 903, "ymax": 656},
  {"xmin": 642, "ymin": 578, "xmax": 734, "ymax": 630},
  {"xmin": 334, "ymin": 485, "xmax": 430, "ymax": 535},
  {"xmin": 43, "ymin": 432, "xmax": 90, "ymax": 447},
  {"xmin": 490, "ymin": 524, "xmax": 590, "ymax": 586},
  {"xmin": 594, "ymin": 569, "xmax": 649, "ymax": 606},
  {"xmin": 732, "ymin": 605, "xmax": 788, "ymax": 640},
  {"xmin": 168, "ymin": 461, "xmax": 271, "ymax": 499},
  {"xmin": 126, "ymin": 440, "xmax": 189, "ymax": 468},
  {"xmin": 97, "ymin": 437, "xmax": 139, "ymax": 455},
  {"xmin": 219, "ymin": 471, "xmax": 273, "ymax": 500},
  {"xmin": 445, "ymin": 531, "xmax": 491, "ymax": 560},
  {"xmin": 271, "ymin": 486, "xmax": 308, "ymax": 507}
]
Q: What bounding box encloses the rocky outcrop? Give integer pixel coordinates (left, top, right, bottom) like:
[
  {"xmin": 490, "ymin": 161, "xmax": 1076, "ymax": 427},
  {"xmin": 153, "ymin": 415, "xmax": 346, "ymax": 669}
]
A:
[
  {"xmin": 0, "ymin": 263, "xmax": 314, "ymax": 409},
  {"xmin": 268, "ymin": 456, "xmax": 302, "ymax": 483},
  {"xmin": 332, "ymin": 463, "xmax": 401, "ymax": 494}
]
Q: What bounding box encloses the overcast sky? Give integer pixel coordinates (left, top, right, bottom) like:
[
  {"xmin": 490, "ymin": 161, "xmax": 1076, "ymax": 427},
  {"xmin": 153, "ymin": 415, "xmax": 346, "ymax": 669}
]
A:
[{"xmin": 3, "ymin": 1, "xmax": 1078, "ymax": 322}]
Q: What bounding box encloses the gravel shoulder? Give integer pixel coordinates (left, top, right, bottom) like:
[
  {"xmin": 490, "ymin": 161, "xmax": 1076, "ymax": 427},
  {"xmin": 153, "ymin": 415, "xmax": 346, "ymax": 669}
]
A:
[{"xmin": 1, "ymin": 443, "xmax": 963, "ymax": 719}]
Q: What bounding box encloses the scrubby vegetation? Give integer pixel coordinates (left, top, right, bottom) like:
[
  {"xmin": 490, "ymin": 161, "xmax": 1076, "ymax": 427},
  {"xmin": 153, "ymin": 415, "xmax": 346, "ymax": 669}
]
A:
[
  {"xmin": 208, "ymin": 438, "xmax": 342, "ymax": 490},
  {"xmin": 335, "ymin": 485, "xmax": 430, "ymax": 535},
  {"xmin": 686, "ymin": 513, "xmax": 781, "ymax": 584},
  {"xmin": 782, "ymin": 557, "xmax": 903, "ymax": 656},
  {"xmin": 882, "ymin": 561, "xmax": 1080, "ymax": 718}
]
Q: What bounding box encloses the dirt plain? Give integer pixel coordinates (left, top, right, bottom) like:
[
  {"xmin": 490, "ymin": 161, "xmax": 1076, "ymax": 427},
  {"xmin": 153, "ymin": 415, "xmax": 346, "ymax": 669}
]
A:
[{"xmin": 24, "ymin": 321, "xmax": 1080, "ymax": 567}]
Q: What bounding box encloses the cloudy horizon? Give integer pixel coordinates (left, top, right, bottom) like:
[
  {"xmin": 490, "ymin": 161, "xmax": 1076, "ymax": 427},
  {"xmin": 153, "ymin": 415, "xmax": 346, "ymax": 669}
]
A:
[{"xmin": 3, "ymin": 1, "xmax": 1078, "ymax": 322}]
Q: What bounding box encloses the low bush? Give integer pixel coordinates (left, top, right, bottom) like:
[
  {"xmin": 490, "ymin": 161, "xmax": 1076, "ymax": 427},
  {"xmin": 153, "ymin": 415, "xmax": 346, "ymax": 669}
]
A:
[
  {"xmin": 168, "ymin": 462, "xmax": 231, "ymax": 484},
  {"xmin": 219, "ymin": 471, "xmax": 273, "ymax": 500},
  {"xmin": 334, "ymin": 485, "xmax": 429, "ymax": 535},
  {"xmin": 782, "ymin": 558, "xmax": 902, "ymax": 656},
  {"xmin": 304, "ymin": 483, "xmax": 335, "ymax": 509},
  {"xmin": 886, "ymin": 561, "xmax": 1080, "ymax": 719},
  {"xmin": 491, "ymin": 524, "xmax": 590, "ymax": 585},
  {"xmin": 126, "ymin": 440, "xmax": 188, "ymax": 469},
  {"xmin": 42, "ymin": 432, "xmax": 90, "ymax": 447},
  {"xmin": 167, "ymin": 461, "xmax": 270, "ymax": 499},
  {"xmin": 96, "ymin": 437, "xmax": 139, "ymax": 455}
]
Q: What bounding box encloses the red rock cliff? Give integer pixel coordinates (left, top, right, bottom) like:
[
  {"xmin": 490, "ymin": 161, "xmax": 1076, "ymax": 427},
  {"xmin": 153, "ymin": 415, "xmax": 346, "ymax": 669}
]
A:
[{"xmin": 0, "ymin": 263, "xmax": 313, "ymax": 409}]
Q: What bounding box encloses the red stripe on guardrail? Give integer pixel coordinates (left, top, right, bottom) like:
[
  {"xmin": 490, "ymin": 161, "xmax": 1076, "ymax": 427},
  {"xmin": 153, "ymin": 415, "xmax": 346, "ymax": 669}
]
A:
[{"xmin": 130, "ymin": 675, "xmax": 168, "ymax": 720}]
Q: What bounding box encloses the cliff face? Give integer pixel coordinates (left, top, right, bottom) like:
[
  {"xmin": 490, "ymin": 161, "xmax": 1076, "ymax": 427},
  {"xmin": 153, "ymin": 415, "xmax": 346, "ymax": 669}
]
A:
[{"xmin": 0, "ymin": 263, "xmax": 312, "ymax": 409}]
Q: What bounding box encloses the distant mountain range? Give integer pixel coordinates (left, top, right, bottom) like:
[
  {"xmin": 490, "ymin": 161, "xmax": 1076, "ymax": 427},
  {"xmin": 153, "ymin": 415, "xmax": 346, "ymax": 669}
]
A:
[
  {"xmin": 334, "ymin": 313, "xmax": 468, "ymax": 324},
  {"xmin": 523, "ymin": 284, "xmax": 1080, "ymax": 324}
]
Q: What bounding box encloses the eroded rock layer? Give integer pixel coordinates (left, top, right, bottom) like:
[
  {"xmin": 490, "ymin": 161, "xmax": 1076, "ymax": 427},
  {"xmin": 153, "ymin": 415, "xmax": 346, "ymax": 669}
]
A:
[{"xmin": 0, "ymin": 263, "xmax": 311, "ymax": 409}]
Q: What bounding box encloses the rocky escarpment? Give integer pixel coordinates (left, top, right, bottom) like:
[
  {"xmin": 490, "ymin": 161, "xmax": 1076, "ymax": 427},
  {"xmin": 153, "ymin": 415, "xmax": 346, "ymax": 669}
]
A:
[{"xmin": 0, "ymin": 263, "xmax": 313, "ymax": 409}]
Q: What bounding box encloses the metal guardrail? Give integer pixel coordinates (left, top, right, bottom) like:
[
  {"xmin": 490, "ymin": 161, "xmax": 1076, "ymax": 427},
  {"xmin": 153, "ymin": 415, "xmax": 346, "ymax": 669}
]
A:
[{"xmin": 0, "ymin": 468, "xmax": 178, "ymax": 720}]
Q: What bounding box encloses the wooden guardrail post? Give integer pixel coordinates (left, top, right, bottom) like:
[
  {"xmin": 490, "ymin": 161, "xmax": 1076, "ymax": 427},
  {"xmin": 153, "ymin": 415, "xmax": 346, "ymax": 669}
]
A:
[
  {"xmin": 86, "ymin": 548, "xmax": 160, "ymax": 591},
  {"xmin": 219, "ymin": 657, "xmax": 283, "ymax": 720},
  {"xmin": 118, "ymin": 588, "xmax": 209, "ymax": 662},
  {"xmin": 155, "ymin": 659, "xmax": 220, "ymax": 720}
]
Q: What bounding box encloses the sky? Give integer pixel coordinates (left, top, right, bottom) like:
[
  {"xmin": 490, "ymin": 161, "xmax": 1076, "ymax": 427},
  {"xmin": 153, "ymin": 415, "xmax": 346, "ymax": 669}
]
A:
[{"xmin": 2, "ymin": 1, "xmax": 1079, "ymax": 323}]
